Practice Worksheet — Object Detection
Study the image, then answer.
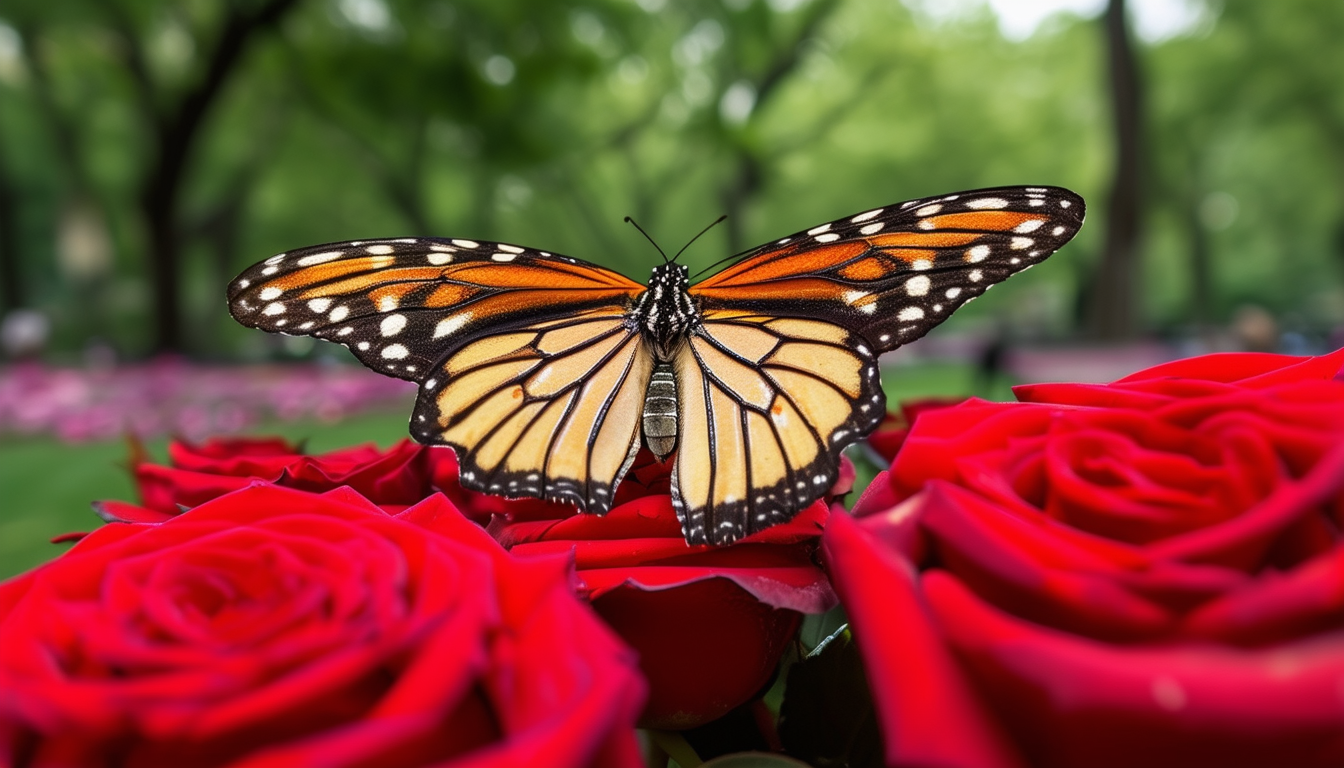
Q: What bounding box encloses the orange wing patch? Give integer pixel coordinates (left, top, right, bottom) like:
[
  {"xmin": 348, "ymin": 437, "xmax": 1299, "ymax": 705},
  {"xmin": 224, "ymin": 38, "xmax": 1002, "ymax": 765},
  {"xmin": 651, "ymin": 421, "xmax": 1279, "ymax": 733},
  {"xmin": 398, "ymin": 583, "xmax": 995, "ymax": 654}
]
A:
[
  {"xmin": 865, "ymin": 231, "xmax": 981, "ymax": 249},
  {"xmin": 698, "ymin": 242, "xmax": 867, "ymax": 288},
  {"xmin": 918, "ymin": 210, "xmax": 1043, "ymax": 231}
]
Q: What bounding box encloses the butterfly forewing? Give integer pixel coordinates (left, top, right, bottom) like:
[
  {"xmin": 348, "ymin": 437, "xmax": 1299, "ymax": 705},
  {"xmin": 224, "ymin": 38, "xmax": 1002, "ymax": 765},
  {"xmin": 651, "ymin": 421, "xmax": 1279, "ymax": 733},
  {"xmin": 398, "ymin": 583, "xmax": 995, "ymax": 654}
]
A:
[
  {"xmin": 228, "ymin": 237, "xmax": 644, "ymax": 381},
  {"xmin": 692, "ymin": 186, "xmax": 1085, "ymax": 354},
  {"xmin": 227, "ymin": 236, "xmax": 651, "ymax": 515}
]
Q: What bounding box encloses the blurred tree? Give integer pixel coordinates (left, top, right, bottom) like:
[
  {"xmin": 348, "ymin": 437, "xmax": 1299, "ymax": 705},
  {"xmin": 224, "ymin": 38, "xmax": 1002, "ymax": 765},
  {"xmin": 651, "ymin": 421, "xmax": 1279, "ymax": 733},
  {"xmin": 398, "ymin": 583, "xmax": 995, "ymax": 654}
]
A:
[
  {"xmin": 1086, "ymin": 0, "xmax": 1144, "ymax": 340},
  {"xmin": 1146, "ymin": 0, "xmax": 1344, "ymax": 334},
  {"xmin": 0, "ymin": 143, "xmax": 19, "ymax": 313},
  {"xmin": 4, "ymin": 0, "xmax": 1342, "ymax": 359},
  {"xmin": 3, "ymin": 0, "xmax": 301, "ymax": 353},
  {"xmin": 112, "ymin": 0, "xmax": 301, "ymax": 354}
]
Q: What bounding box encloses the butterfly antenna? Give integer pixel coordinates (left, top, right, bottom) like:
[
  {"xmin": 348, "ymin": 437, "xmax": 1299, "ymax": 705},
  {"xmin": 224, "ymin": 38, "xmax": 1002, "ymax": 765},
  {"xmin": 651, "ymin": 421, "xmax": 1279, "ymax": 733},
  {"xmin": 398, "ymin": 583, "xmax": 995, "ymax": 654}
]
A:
[
  {"xmin": 624, "ymin": 217, "xmax": 670, "ymax": 264},
  {"xmin": 673, "ymin": 215, "xmax": 728, "ymax": 263}
]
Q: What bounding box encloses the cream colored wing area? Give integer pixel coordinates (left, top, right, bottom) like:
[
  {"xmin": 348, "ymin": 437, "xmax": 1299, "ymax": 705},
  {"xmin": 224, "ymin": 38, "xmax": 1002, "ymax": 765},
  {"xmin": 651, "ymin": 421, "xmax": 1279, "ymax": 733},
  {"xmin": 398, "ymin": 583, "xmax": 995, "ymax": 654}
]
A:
[
  {"xmin": 410, "ymin": 313, "xmax": 653, "ymax": 513},
  {"xmin": 671, "ymin": 315, "xmax": 884, "ymax": 545}
]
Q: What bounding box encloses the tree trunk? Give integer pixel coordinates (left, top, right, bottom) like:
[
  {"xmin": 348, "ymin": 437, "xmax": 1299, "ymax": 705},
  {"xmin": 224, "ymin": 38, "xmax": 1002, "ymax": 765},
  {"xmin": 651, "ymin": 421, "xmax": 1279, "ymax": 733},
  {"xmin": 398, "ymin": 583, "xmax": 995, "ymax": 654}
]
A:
[
  {"xmin": 1087, "ymin": 0, "xmax": 1145, "ymax": 340},
  {"xmin": 1182, "ymin": 149, "xmax": 1214, "ymax": 343},
  {"xmin": 133, "ymin": 0, "xmax": 302, "ymax": 354},
  {"xmin": 0, "ymin": 143, "xmax": 21, "ymax": 313}
]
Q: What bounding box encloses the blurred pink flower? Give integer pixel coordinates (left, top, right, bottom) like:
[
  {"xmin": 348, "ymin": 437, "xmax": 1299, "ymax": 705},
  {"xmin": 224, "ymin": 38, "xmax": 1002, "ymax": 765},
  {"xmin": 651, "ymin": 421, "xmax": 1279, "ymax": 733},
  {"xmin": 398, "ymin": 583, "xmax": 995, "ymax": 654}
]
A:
[{"xmin": 0, "ymin": 359, "xmax": 415, "ymax": 443}]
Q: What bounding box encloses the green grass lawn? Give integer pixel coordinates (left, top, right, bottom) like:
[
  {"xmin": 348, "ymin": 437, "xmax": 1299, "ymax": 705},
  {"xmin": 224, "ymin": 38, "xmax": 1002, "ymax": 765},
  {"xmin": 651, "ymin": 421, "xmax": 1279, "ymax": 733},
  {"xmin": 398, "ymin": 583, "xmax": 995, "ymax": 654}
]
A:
[{"xmin": 0, "ymin": 361, "xmax": 1006, "ymax": 580}]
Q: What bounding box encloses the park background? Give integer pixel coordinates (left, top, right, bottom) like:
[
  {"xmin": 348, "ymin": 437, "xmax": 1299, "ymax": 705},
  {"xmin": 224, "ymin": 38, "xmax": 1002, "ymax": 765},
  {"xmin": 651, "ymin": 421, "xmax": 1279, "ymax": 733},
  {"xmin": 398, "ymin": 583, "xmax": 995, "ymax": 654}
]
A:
[{"xmin": 2, "ymin": 0, "xmax": 1343, "ymax": 576}]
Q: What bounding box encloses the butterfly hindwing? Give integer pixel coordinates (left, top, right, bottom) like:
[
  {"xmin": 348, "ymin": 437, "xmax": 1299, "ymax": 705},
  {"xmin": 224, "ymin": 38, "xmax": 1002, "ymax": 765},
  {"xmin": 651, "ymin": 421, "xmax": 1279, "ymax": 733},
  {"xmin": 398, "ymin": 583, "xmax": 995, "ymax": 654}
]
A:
[
  {"xmin": 228, "ymin": 237, "xmax": 644, "ymax": 380},
  {"xmin": 410, "ymin": 310, "xmax": 653, "ymax": 513},
  {"xmin": 692, "ymin": 186, "xmax": 1085, "ymax": 354},
  {"xmin": 672, "ymin": 312, "xmax": 883, "ymax": 545}
]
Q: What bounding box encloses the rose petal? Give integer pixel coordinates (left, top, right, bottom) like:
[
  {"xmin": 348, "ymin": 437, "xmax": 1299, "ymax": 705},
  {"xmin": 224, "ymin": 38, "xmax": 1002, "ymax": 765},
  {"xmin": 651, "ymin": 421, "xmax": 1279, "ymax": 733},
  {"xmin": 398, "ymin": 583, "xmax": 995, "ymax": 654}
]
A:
[
  {"xmin": 822, "ymin": 512, "xmax": 1025, "ymax": 768},
  {"xmin": 926, "ymin": 570, "xmax": 1344, "ymax": 768},
  {"xmin": 1114, "ymin": 347, "xmax": 1344, "ymax": 387}
]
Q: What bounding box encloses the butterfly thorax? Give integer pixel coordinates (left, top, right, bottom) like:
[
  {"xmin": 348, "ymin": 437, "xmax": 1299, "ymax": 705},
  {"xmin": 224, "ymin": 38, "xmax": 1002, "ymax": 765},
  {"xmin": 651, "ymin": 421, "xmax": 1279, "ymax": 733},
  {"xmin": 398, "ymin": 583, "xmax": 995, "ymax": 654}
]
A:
[{"xmin": 630, "ymin": 263, "xmax": 699, "ymax": 362}]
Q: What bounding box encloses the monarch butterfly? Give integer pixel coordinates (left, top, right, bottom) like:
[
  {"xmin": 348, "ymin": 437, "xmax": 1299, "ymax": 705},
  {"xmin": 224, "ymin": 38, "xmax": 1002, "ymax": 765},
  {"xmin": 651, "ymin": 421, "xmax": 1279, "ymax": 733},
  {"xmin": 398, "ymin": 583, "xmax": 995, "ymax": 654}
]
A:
[{"xmin": 229, "ymin": 185, "xmax": 1084, "ymax": 545}]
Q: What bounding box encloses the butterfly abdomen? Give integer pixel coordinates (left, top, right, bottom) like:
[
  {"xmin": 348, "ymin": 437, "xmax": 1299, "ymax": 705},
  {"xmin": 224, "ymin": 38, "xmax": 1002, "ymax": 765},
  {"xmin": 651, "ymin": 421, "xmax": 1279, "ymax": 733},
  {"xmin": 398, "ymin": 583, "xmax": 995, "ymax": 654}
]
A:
[{"xmin": 642, "ymin": 363, "xmax": 678, "ymax": 461}]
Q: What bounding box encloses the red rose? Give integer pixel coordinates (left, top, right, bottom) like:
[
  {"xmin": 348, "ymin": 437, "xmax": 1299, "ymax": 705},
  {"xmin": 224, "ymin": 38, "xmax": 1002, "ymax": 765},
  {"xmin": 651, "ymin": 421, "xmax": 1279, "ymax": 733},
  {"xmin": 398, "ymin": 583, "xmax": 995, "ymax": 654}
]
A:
[
  {"xmin": 489, "ymin": 449, "xmax": 840, "ymax": 730},
  {"xmin": 1, "ymin": 484, "xmax": 646, "ymax": 767},
  {"xmin": 115, "ymin": 437, "xmax": 465, "ymax": 521},
  {"xmin": 863, "ymin": 397, "xmax": 964, "ymax": 464},
  {"xmin": 824, "ymin": 349, "xmax": 1344, "ymax": 768}
]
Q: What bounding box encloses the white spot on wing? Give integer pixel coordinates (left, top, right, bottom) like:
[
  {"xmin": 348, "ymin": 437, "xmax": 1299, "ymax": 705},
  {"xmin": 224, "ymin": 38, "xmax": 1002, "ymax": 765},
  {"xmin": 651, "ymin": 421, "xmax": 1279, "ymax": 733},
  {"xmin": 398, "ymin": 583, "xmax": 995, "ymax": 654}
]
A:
[
  {"xmin": 451, "ymin": 239, "xmax": 480, "ymax": 248},
  {"xmin": 965, "ymin": 197, "xmax": 1009, "ymax": 209},
  {"xmin": 967, "ymin": 245, "xmax": 990, "ymax": 263},
  {"xmin": 912, "ymin": 259, "xmax": 933, "ymax": 271},
  {"xmin": 297, "ymin": 251, "xmax": 343, "ymax": 266},
  {"xmin": 434, "ymin": 313, "xmax": 472, "ymax": 338},
  {"xmin": 380, "ymin": 314, "xmax": 407, "ymax": 336},
  {"xmin": 915, "ymin": 203, "xmax": 942, "ymax": 217},
  {"xmin": 1052, "ymin": 226, "xmax": 1066, "ymax": 236},
  {"xmin": 378, "ymin": 296, "xmax": 398, "ymax": 311},
  {"xmin": 258, "ymin": 287, "xmax": 283, "ymax": 300},
  {"xmin": 1011, "ymin": 237, "xmax": 1034, "ymax": 250},
  {"xmin": 366, "ymin": 245, "xmax": 395, "ymax": 255},
  {"xmin": 496, "ymin": 243, "xmax": 524, "ymax": 254},
  {"xmin": 814, "ymin": 233, "xmax": 841, "ymax": 243},
  {"xmin": 860, "ymin": 222, "xmax": 884, "ymax": 235},
  {"xmin": 946, "ymin": 287, "xmax": 962, "ymax": 299},
  {"xmin": 969, "ymin": 269, "xmax": 983, "ymax": 282},
  {"xmin": 329, "ymin": 305, "xmax": 350, "ymax": 322},
  {"xmin": 382, "ymin": 344, "xmax": 409, "ymax": 359},
  {"xmin": 807, "ymin": 223, "xmax": 831, "ymax": 236},
  {"xmin": 308, "ymin": 298, "xmax": 332, "ymax": 313},
  {"xmin": 262, "ymin": 303, "xmax": 285, "ymax": 316},
  {"xmin": 905, "ymin": 275, "xmax": 931, "ymax": 296},
  {"xmin": 492, "ymin": 252, "xmax": 518, "ymax": 262},
  {"xmin": 898, "ymin": 306, "xmax": 924, "ymax": 321},
  {"xmin": 428, "ymin": 252, "xmax": 453, "ymax": 265},
  {"xmin": 1014, "ymin": 219, "xmax": 1045, "ymax": 234},
  {"xmin": 851, "ymin": 209, "xmax": 883, "ymax": 223},
  {"xmin": 264, "ymin": 254, "xmax": 285, "ymax": 265}
]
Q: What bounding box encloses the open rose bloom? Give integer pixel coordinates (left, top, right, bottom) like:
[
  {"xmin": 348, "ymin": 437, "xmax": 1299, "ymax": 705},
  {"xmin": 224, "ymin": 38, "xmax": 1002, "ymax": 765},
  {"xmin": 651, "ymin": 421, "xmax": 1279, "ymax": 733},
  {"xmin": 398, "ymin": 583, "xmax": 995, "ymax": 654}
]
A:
[
  {"xmin": 0, "ymin": 486, "xmax": 645, "ymax": 767},
  {"xmin": 4, "ymin": 348, "xmax": 1344, "ymax": 766},
  {"xmin": 825, "ymin": 349, "xmax": 1344, "ymax": 768}
]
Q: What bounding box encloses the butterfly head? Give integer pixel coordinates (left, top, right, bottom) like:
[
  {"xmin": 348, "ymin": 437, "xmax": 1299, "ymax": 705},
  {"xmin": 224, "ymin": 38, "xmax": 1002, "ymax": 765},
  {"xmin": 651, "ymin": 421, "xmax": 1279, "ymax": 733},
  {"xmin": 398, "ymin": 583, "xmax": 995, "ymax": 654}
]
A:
[
  {"xmin": 649, "ymin": 262, "xmax": 690, "ymax": 290},
  {"xmin": 633, "ymin": 263, "xmax": 697, "ymax": 361}
]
